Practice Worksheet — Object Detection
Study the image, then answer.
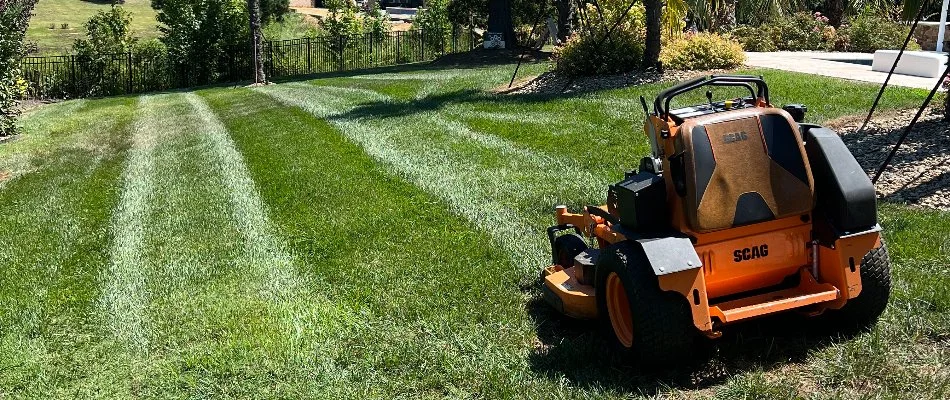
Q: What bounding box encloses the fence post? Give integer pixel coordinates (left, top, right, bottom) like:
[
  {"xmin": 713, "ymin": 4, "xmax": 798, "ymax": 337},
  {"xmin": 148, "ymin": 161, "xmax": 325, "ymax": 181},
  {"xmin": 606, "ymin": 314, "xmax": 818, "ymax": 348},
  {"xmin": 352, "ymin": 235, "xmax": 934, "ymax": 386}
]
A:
[
  {"xmin": 267, "ymin": 41, "xmax": 274, "ymax": 79},
  {"xmin": 337, "ymin": 35, "xmax": 344, "ymax": 71},
  {"xmin": 70, "ymin": 55, "xmax": 76, "ymax": 97},
  {"xmin": 396, "ymin": 31, "xmax": 401, "ymax": 63},
  {"xmin": 127, "ymin": 52, "xmax": 133, "ymax": 94},
  {"xmin": 421, "ymin": 29, "xmax": 425, "ymax": 60},
  {"xmin": 306, "ymin": 37, "xmax": 312, "ymax": 73}
]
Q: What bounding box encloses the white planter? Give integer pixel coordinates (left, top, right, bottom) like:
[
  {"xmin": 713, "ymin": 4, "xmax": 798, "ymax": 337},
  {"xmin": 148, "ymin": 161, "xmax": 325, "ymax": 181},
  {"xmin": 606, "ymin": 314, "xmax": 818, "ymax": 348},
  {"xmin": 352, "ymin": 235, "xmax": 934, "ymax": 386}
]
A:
[{"xmin": 872, "ymin": 50, "xmax": 948, "ymax": 78}]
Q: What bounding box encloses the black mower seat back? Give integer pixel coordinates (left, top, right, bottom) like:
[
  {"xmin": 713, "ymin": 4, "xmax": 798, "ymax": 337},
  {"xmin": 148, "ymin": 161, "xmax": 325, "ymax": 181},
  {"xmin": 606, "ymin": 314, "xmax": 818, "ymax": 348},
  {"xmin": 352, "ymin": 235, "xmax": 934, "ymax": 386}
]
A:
[{"xmin": 676, "ymin": 108, "xmax": 815, "ymax": 232}]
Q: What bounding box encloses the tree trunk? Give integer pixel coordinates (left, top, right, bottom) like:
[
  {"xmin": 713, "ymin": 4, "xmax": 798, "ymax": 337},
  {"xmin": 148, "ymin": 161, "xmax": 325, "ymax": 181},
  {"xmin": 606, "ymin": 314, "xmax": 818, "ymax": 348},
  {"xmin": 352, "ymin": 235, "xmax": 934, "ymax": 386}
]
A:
[
  {"xmin": 823, "ymin": 0, "xmax": 845, "ymax": 27},
  {"xmin": 248, "ymin": 0, "xmax": 266, "ymax": 83},
  {"xmin": 555, "ymin": 0, "xmax": 573, "ymax": 43},
  {"xmin": 643, "ymin": 0, "xmax": 661, "ymax": 68},
  {"xmin": 487, "ymin": 0, "xmax": 516, "ymax": 48}
]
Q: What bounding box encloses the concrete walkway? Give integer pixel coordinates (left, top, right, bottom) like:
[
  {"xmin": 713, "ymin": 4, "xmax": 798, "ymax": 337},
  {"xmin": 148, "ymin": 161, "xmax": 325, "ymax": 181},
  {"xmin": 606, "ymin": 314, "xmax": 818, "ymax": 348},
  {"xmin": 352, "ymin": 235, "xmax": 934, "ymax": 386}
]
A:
[{"xmin": 745, "ymin": 52, "xmax": 940, "ymax": 90}]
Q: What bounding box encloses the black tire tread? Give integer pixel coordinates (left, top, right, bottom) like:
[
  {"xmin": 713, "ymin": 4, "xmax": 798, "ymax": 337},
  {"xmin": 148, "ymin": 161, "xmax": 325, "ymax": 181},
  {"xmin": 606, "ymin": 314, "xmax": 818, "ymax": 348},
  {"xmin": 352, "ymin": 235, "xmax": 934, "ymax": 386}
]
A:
[
  {"xmin": 596, "ymin": 241, "xmax": 697, "ymax": 365},
  {"xmin": 835, "ymin": 242, "xmax": 891, "ymax": 329}
]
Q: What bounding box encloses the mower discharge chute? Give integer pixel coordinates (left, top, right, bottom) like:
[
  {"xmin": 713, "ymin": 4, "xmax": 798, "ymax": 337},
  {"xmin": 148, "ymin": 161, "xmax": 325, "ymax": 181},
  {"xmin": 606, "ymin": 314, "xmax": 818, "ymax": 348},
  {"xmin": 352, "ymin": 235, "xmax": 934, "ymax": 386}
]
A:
[{"xmin": 541, "ymin": 75, "xmax": 890, "ymax": 364}]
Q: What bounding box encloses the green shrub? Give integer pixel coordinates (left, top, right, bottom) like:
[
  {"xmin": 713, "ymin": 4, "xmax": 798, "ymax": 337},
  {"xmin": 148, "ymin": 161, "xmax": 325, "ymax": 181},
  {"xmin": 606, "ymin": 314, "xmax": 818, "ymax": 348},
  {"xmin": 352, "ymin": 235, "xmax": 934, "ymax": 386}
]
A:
[
  {"xmin": 133, "ymin": 39, "xmax": 170, "ymax": 92},
  {"xmin": 553, "ymin": 1, "xmax": 645, "ymax": 76},
  {"xmin": 729, "ymin": 12, "xmax": 916, "ymax": 53},
  {"xmin": 728, "ymin": 25, "xmax": 776, "ymax": 52},
  {"xmin": 72, "ymin": 6, "xmax": 138, "ymax": 96},
  {"xmin": 0, "ymin": 0, "xmax": 36, "ymax": 137},
  {"xmin": 261, "ymin": 0, "xmax": 289, "ymax": 22},
  {"xmin": 660, "ymin": 32, "xmax": 745, "ymax": 70},
  {"xmin": 839, "ymin": 15, "xmax": 920, "ymax": 53},
  {"xmin": 729, "ymin": 12, "xmax": 835, "ymax": 52},
  {"xmin": 363, "ymin": 2, "xmax": 389, "ymax": 39},
  {"xmin": 154, "ymin": 0, "xmax": 248, "ymax": 86}
]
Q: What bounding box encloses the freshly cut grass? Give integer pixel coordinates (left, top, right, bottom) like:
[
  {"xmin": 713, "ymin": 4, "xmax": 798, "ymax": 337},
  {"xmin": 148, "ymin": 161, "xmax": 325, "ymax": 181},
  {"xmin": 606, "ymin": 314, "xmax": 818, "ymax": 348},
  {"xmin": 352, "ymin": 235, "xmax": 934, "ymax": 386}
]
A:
[
  {"xmin": 198, "ymin": 87, "xmax": 547, "ymax": 397},
  {"xmin": 102, "ymin": 95, "xmax": 157, "ymax": 351},
  {"xmin": 0, "ymin": 97, "xmax": 135, "ymax": 397},
  {"xmin": 2, "ymin": 61, "xmax": 947, "ymax": 398},
  {"xmin": 185, "ymin": 93, "xmax": 302, "ymax": 309},
  {"xmin": 258, "ymin": 81, "xmax": 605, "ymax": 276}
]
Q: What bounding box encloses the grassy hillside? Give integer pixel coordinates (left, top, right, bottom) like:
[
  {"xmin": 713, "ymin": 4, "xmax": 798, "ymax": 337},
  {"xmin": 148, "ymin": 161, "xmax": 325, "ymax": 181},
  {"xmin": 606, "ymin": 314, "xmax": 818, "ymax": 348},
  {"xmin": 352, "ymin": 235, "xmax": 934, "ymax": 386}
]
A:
[
  {"xmin": 2, "ymin": 64, "xmax": 947, "ymax": 398},
  {"xmin": 26, "ymin": 0, "xmax": 159, "ymax": 55}
]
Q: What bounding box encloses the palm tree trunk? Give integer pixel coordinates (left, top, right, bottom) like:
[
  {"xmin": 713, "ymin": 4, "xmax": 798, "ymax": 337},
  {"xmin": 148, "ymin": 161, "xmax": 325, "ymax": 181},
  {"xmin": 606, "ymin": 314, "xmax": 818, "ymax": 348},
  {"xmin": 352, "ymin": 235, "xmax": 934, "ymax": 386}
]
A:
[
  {"xmin": 555, "ymin": 0, "xmax": 573, "ymax": 43},
  {"xmin": 248, "ymin": 0, "xmax": 266, "ymax": 83},
  {"xmin": 823, "ymin": 0, "xmax": 845, "ymax": 27},
  {"xmin": 488, "ymin": 0, "xmax": 516, "ymax": 48},
  {"xmin": 643, "ymin": 0, "xmax": 661, "ymax": 68}
]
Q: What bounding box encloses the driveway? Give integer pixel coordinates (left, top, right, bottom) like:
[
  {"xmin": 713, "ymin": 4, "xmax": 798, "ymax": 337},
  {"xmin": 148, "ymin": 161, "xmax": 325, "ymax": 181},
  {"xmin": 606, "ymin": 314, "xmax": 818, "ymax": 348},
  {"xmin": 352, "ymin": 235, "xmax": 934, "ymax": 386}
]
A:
[{"xmin": 745, "ymin": 51, "xmax": 941, "ymax": 90}]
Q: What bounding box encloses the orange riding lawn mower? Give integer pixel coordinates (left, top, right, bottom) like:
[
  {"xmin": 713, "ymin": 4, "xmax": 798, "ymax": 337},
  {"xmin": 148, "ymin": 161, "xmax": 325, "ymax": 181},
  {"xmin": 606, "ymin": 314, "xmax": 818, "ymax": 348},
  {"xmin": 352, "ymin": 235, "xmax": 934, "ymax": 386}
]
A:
[{"xmin": 541, "ymin": 75, "xmax": 891, "ymax": 364}]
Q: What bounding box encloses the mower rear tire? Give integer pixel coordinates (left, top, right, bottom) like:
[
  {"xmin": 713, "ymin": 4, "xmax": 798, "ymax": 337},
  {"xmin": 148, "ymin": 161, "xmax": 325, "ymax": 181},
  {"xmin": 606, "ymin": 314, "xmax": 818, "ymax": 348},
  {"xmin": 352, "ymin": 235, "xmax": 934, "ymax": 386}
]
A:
[
  {"xmin": 595, "ymin": 241, "xmax": 697, "ymax": 366},
  {"xmin": 553, "ymin": 233, "xmax": 588, "ymax": 268},
  {"xmin": 834, "ymin": 242, "xmax": 891, "ymax": 330}
]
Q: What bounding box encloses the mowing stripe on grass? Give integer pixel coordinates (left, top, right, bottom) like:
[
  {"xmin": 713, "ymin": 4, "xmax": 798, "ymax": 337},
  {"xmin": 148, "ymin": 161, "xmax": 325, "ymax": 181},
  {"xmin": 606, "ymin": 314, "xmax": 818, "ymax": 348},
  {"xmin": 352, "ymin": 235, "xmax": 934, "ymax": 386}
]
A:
[
  {"xmin": 259, "ymin": 82, "xmax": 392, "ymax": 118},
  {"xmin": 184, "ymin": 93, "xmax": 304, "ymax": 325},
  {"xmin": 102, "ymin": 95, "xmax": 156, "ymax": 351},
  {"xmin": 258, "ymin": 82, "xmax": 603, "ymax": 273}
]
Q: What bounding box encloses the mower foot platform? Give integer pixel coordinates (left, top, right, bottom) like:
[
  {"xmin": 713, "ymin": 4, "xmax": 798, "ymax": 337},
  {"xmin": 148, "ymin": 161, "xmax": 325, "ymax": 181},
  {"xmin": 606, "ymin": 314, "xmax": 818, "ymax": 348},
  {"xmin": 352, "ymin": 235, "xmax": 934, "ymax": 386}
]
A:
[{"xmin": 709, "ymin": 270, "xmax": 839, "ymax": 324}]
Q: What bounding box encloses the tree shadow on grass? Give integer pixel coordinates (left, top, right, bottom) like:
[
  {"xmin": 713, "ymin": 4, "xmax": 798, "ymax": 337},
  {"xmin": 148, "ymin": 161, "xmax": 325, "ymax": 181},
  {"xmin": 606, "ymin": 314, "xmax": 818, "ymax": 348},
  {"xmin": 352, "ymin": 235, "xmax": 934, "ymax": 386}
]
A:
[
  {"xmin": 328, "ymin": 82, "xmax": 636, "ymax": 123},
  {"xmin": 526, "ymin": 294, "xmax": 863, "ymax": 394}
]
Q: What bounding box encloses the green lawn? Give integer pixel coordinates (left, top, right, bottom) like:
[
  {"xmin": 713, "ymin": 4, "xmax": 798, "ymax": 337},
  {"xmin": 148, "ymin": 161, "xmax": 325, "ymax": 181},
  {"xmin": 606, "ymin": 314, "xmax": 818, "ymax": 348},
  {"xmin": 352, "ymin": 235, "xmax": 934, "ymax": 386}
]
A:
[
  {"xmin": 2, "ymin": 63, "xmax": 948, "ymax": 398},
  {"xmin": 26, "ymin": 0, "xmax": 159, "ymax": 55}
]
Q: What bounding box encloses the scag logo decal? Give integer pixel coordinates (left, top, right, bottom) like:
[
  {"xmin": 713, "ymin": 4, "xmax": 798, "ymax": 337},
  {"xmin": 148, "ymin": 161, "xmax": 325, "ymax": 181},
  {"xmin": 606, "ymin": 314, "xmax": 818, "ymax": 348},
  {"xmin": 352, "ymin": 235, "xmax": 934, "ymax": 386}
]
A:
[
  {"xmin": 723, "ymin": 131, "xmax": 749, "ymax": 143},
  {"xmin": 734, "ymin": 244, "xmax": 768, "ymax": 262}
]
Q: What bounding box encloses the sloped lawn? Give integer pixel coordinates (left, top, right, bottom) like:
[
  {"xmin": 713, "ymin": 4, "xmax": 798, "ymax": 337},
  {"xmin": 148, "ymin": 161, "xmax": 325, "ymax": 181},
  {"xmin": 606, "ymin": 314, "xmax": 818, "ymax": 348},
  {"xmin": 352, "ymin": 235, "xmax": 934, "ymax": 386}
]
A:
[{"xmin": 1, "ymin": 62, "xmax": 948, "ymax": 399}]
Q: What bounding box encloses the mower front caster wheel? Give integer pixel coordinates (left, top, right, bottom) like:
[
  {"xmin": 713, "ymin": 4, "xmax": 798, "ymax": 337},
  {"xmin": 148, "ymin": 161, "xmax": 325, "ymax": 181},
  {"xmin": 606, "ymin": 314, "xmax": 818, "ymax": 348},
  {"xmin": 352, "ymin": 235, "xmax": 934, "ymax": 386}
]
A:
[
  {"xmin": 552, "ymin": 233, "xmax": 587, "ymax": 268},
  {"xmin": 595, "ymin": 241, "xmax": 698, "ymax": 366}
]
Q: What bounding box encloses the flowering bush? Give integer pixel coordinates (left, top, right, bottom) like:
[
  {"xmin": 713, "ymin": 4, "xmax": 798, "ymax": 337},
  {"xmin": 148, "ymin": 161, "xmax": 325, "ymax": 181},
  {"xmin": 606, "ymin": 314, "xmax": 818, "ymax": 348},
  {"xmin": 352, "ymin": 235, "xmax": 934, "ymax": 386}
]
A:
[
  {"xmin": 660, "ymin": 32, "xmax": 745, "ymax": 70},
  {"xmin": 765, "ymin": 11, "xmax": 837, "ymax": 51},
  {"xmin": 730, "ymin": 11, "xmax": 919, "ymax": 54}
]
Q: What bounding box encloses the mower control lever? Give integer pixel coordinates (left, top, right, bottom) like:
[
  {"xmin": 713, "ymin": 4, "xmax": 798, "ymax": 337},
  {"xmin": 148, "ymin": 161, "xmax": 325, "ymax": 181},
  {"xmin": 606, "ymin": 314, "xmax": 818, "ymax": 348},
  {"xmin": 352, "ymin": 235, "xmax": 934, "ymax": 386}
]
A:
[{"xmin": 585, "ymin": 206, "xmax": 636, "ymax": 239}]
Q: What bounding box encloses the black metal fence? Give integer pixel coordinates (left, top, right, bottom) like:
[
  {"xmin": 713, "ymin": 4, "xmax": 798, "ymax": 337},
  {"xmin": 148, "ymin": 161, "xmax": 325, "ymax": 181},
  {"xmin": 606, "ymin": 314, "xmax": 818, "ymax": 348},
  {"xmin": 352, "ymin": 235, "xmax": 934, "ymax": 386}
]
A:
[{"xmin": 21, "ymin": 27, "xmax": 480, "ymax": 100}]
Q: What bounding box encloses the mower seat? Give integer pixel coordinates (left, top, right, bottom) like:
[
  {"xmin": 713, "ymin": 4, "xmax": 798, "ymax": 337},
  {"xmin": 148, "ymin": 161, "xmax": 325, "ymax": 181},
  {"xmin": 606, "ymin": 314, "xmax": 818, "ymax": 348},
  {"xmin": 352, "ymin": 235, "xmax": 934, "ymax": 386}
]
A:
[{"xmin": 676, "ymin": 108, "xmax": 815, "ymax": 232}]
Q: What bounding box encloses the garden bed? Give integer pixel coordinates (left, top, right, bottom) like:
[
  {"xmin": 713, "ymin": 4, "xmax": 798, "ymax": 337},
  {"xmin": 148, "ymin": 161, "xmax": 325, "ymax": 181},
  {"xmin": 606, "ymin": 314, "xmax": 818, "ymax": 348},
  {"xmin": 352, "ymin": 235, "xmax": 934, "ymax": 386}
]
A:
[
  {"xmin": 830, "ymin": 107, "xmax": 950, "ymax": 210},
  {"xmin": 499, "ymin": 69, "xmax": 725, "ymax": 95}
]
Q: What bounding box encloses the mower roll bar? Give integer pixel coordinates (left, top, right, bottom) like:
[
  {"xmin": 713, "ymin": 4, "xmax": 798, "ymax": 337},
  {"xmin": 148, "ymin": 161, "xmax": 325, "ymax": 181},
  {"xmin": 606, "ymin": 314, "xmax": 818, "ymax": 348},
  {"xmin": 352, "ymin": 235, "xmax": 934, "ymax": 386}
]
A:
[{"xmin": 654, "ymin": 75, "xmax": 770, "ymax": 118}]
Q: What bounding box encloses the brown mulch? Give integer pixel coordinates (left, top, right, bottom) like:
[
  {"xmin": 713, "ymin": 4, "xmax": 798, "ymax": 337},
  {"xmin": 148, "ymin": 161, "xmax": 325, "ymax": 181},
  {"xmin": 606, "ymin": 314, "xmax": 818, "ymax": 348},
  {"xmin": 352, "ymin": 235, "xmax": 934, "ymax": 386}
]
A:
[
  {"xmin": 496, "ymin": 69, "xmax": 735, "ymax": 95},
  {"xmin": 833, "ymin": 107, "xmax": 950, "ymax": 211}
]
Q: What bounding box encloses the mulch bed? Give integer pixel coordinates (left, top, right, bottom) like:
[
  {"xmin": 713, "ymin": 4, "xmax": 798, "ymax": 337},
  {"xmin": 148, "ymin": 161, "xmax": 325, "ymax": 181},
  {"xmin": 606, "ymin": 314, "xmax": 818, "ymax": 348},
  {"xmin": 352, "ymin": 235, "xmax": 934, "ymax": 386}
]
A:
[
  {"xmin": 830, "ymin": 107, "xmax": 950, "ymax": 211},
  {"xmin": 498, "ymin": 69, "xmax": 732, "ymax": 95}
]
